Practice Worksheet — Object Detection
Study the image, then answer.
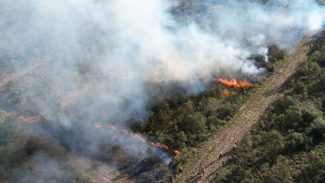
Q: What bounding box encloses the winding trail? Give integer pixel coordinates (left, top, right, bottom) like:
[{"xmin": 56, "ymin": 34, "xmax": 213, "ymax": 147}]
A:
[{"xmin": 174, "ymin": 38, "xmax": 312, "ymax": 183}]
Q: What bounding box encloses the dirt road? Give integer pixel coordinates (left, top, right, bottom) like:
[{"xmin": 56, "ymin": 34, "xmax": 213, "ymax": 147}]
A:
[{"xmin": 174, "ymin": 38, "xmax": 312, "ymax": 183}]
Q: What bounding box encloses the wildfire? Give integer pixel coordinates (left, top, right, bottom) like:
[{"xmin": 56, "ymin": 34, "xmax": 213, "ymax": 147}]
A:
[
  {"xmin": 0, "ymin": 62, "xmax": 45, "ymax": 89},
  {"xmin": 96, "ymin": 122, "xmax": 181, "ymax": 156},
  {"xmin": 19, "ymin": 116, "xmax": 181, "ymax": 156},
  {"xmin": 216, "ymin": 78, "xmax": 253, "ymax": 88},
  {"xmin": 20, "ymin": 114, "xmax": 44, "ymax": 124},
  {"xmin": 223, "ymin": 89, "xmax": 231, "ymax": 95},
  {"xmin": 173, "ymin": 149, "xmax": 182, "ymax": 155}
]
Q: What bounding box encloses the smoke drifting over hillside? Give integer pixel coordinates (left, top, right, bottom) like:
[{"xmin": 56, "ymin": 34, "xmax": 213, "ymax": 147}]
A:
[{"xmin": 1, "ymin": 0, "xmax": 324, "ymax": 161}]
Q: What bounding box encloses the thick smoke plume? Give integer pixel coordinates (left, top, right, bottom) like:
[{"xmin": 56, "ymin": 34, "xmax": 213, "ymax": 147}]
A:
[{"xmin": 1, "ymin": 0, "xmax": 324, "ymax": 162}]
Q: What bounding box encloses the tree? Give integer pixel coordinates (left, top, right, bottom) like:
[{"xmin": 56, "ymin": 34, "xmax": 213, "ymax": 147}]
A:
[
  {"xmin": 259, "ymin": 131, "xmax": 284, "ymax": 160},
  {"xmin": 307, "ymin": 117, "xmax": 325, "ymax": 144},
  {"xmin": 301, "ymin": 147, "xmax": 325, "ymax": 183},
  {"xmin": 197, "ymin": 97, "xmax": 220, "ymax": 116},
  {"xmin": 179, "ymin": 112, "xmax": 207, "ymax": 145},
  {"xmin": 180, "ymin": 112, "xmax": 206, "ymax": 133},
  {"xmin": 261, "ymin": 156, "xmax": 293, "ymax": 183},
  {"xmin": 286, "ymin": 132, "xmax": 305, "ymax": 151},
  {"xmin": 217, "ymin": 102, "xmax": 235, "ymax": 120}
]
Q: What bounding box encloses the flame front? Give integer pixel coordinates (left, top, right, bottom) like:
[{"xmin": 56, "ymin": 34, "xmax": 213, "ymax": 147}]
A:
[
  {"xmin": 172, "ymin": 150, "xmax": 181, "ymax": 155},
  {"xmin": 96, "ymin": 123, "xmax": 181, "ymax": 156},
  {"xmin": 217, "ymin": 78, "xmax": 253, "ymax": 88},
  {"xmin": 19, "ymin": 116, "xmax": 181, "ymax": 156},
  {"xmin": 223, "ymin": 89, "xmax": 231, "ymax": 95}
]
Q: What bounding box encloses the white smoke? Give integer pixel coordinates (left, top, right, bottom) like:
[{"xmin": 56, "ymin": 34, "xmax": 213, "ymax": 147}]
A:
[{"xmin": 0, "ymin": 0, "xmax": 324, "ymax": 157}]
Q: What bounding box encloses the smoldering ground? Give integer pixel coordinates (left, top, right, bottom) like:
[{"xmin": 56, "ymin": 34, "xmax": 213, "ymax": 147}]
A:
[{"xmin": 0, "ymin": 0, "xmax": 324, "ymax": 182}]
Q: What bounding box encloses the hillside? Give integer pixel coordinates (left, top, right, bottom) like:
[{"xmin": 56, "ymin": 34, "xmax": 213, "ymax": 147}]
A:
[
  {"xmin": 173, "ymin": 36, "xmax": 312, "ymax": 183},
  {"xmin": 214, "ymin": 33, "xmax": 325, "ymax": 183},
  {"xmin": 0, "ymin": 1, "xmax": 324, "ymax": 183}
]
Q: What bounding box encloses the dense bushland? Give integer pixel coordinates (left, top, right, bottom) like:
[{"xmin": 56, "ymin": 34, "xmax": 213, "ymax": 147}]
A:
[{"xmin": 215, "ymin": 35, "xmax": 325, "ymax": 183}]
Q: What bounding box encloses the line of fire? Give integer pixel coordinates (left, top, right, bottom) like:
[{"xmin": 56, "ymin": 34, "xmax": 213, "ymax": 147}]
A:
[
  {"xmin": 18, "ymin": 76, "xmax": 254, "ymax": 157},
  {"xmin": 0, "ymin": 53, "xmax": 268, "ymax": 160}
]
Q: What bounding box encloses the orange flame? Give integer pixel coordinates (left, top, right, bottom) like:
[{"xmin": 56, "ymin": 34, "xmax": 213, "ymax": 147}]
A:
[
  {"xmin": 20, "ymin": 117, "xmax": 181, "ymax": 156},
  {"xmin": 217, "ymin": 78, "xmax": 253, "ymax": 88},
  {"xmin": 20, "ymin": 118, "xmax": 182, "ymax": 155},
  {"xmin": 96, "ymin": 122, "xmax": 181, "ymax": 156},
  {"xmin": 223, "ymin": 89, "xmax": 231, "ymax": 95},
  {"xmin": 173, "ymin": 150, "xmax": 181, "ymax": 155}
]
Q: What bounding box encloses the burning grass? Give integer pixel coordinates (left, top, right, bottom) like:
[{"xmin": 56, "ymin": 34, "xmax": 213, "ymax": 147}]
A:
[
  {"xmin": 97, "ymin": 122, "xmax": 181, "ymax": 155},
  {"xmin": 216, "ymin": 78, "xmax": 253, "ymax": 88},
  {"xmin": 19, "ymin": 114, "xmax": 181, "ymax": 157}
]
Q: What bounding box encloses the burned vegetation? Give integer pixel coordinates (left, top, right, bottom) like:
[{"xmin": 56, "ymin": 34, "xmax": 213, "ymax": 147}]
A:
[{"xmin": 0, "ymin": 0, "xmax": 324, "ymax": 183}]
